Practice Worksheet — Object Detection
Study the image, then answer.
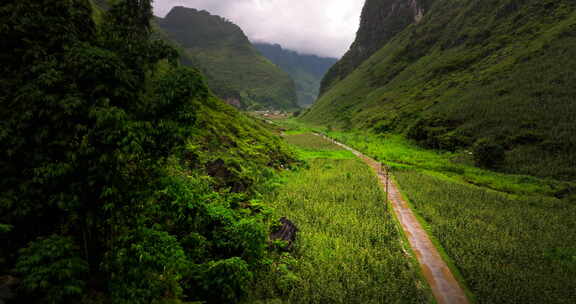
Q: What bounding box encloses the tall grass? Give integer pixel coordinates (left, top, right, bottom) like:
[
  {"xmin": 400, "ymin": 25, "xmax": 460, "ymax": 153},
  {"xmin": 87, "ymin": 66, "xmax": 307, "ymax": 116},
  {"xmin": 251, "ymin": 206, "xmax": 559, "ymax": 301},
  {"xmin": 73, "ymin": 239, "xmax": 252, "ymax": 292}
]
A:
[
  {"xmin": 247, "ymin": 133, "xmax": 432, "ymax": 303},
  {"xmin": 284, "ymin": 133, "xmax": 356, "ymax": 160},
  {"xmin": 394, "ymin": 169, "xmax": 576, "ymax": 304},
  {"xmin": 261, "ymin": 120, "xmax": 576, "ymax": 303}
]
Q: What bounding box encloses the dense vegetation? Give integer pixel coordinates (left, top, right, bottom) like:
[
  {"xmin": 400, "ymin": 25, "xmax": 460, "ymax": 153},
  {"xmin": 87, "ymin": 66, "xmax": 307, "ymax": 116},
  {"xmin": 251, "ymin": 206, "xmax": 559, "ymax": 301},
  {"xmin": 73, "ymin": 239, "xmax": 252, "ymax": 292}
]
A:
[
  {"xmin": 156, "ymin": 7, "xmax": 299, "ymax": 110},
  {"xmin": 0, "ymin": 1, "xmax": 295, "ymax": 303},
  {"xmin": 304, "ymin": 0, "xmax": 576, "ymax": 180},
  {"xmin": 254, "ymin": 43, "xmax": 337, "ymax": 107},
  {"xmin": 246, "ymin": 132, "xmax": 432, "ymax": 303}
]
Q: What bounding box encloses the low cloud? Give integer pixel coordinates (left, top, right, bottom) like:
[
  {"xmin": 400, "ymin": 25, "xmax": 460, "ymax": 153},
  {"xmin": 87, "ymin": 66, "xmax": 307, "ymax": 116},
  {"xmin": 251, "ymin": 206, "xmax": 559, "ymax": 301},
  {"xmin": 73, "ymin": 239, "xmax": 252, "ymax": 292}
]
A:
[{"xmin": 153, "ymin": 0, "xmax": 364, "ymax": 58}]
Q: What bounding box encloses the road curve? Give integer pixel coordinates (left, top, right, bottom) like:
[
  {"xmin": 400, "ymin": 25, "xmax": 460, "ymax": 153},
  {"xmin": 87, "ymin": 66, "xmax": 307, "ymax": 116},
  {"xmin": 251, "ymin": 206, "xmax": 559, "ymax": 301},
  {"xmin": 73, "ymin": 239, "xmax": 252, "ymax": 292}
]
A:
[{"xmin": 317, "ymin": 133, "xmax": 470, "ymax": 304}]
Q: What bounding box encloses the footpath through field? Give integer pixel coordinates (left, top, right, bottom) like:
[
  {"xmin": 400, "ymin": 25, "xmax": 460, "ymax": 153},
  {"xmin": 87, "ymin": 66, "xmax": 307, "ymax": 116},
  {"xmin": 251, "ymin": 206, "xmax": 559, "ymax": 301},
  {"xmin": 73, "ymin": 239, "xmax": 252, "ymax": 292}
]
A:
[{"xmin": 316, "ymin": 133, "xmax": 470, "ymax": 304}]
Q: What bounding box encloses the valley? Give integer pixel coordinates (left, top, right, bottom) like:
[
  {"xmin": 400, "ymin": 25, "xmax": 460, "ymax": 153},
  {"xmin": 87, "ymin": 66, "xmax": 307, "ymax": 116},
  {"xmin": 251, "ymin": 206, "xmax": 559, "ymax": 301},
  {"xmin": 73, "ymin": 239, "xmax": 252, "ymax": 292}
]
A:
[
  {"xmin": 251, "ymin": 117, "xmax": 575, "ymax": 304},
  {"xmin": 1, "ymin": 0, "xmax": 575, "ymax": 303}
]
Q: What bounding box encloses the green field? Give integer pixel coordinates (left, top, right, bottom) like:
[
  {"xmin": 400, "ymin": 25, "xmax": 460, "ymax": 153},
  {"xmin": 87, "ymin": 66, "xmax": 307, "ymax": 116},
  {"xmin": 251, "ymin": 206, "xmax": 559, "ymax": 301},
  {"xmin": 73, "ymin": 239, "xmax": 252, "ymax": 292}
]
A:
[
  {"xmin": 270, "ymin": 118, "xmax": 576, "ymax": 303},
  {"xmin": 248, "ymin": 133, "xmax": 432, "ymax": 303},
  {"xmin": 395, "ymin": 169, "xmax": 576, "ymax": 304}
]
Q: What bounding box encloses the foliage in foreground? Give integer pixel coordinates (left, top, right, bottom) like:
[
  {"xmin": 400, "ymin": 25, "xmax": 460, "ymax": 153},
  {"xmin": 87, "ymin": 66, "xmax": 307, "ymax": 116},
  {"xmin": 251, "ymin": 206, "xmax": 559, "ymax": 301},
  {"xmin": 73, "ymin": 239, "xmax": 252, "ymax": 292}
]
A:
[{"xmin": 0, "ymin": 1, "xmax": 294, "ymax": 303}]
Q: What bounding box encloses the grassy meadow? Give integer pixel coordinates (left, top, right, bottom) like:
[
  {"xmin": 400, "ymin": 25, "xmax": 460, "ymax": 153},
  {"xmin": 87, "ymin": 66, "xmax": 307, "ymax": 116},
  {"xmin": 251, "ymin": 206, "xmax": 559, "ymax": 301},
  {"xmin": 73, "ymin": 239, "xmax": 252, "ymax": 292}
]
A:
[
  {"xmin": 269, "ymin": 117, "xmax": 576, "ymax": 303},
  {"xmin": 247, "ymin": 132, "xmax": 432, "ymax": 303}
]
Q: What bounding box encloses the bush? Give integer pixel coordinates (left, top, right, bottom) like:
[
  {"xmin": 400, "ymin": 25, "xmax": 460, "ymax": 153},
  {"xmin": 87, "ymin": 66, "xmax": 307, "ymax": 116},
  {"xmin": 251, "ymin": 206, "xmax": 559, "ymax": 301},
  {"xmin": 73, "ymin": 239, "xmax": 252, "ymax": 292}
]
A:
[
  {"xmin": 197, "ymin": 257, "xmax": 252, "ymax": 303},
  {"xmin": 473, "ymin": 138, "xmax": 505, "ymax": 169},
  {"xmin": 407, "ymin": 116, "xmax": 466, "ymax": 151},
  {"xmin": 106, "ymin": 228, "xmax": 189, "ymax": 304},
  {"xmin": 15, "ymin": 235, "xmax": 89, "ymax": 304}
]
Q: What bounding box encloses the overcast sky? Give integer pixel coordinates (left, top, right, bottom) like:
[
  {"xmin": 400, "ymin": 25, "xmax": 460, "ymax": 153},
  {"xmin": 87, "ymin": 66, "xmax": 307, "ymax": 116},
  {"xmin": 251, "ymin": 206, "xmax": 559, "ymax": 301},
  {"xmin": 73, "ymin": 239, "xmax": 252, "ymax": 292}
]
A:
[{"xmin": 153, "ymin": 0, "xmax": 364, "ymax": 58}]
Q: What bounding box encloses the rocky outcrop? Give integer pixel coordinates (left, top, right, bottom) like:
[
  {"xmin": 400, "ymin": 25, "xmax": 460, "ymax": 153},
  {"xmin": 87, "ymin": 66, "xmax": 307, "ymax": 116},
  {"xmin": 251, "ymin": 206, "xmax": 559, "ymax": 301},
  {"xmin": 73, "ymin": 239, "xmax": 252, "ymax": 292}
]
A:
[{"xmin": 320, "ymin": 0, "xmax": 430, "ymax": 94}]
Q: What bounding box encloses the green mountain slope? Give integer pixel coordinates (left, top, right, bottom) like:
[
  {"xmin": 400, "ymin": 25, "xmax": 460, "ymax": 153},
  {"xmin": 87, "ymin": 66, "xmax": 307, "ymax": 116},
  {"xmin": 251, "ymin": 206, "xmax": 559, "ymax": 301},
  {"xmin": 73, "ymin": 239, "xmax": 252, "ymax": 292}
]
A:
[
  {"xmin": 320, "ymin": 0, "xmax": 429, "ymax": 95},
  {"xmin": 303, "ymin": 0, "xmax": 576, "ymax": 179},
  {"xmin": 254, "ymin": 43, "xmax": 337, "ymax": 107},
  {"xmin": 157, "ymin": 7, "xmax": 299, "ymax": 110}
]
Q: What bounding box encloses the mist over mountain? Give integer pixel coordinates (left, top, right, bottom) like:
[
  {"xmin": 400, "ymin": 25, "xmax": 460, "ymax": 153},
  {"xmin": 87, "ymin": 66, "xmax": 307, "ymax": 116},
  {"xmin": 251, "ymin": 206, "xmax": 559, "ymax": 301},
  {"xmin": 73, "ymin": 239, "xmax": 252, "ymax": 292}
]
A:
[
  {"xmin": 153, "ymin": 0, "xmax": 363, "ymax": 58},
  {"xmin": 254, "ymin": 43, "xmax": 337, "ymax": 107},
  {"xmin": 157, "ymin": 6, "xmax": 299, "ymax": 110}
]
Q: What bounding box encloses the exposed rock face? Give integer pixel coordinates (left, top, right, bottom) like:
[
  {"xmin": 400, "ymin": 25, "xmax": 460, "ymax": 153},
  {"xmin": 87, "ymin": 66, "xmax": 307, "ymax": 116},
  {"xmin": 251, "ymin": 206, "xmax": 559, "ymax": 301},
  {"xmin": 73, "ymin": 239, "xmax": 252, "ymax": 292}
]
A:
[
  {"xmin": 320, "ymin": 0, "xmax": 430, "ymax": 94},
  {"xmin": 270, "ymin": 217, "xmax": 297, "ymax": 250}
]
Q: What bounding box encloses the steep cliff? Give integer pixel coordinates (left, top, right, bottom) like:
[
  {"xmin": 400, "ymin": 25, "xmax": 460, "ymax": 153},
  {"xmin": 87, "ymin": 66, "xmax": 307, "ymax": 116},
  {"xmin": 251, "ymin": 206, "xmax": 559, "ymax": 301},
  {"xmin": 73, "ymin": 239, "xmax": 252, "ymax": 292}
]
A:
[
  {"xmin": 304, "ymin": 0, "xmax": 576, "ymax": 179},
  {"xmin": 254, "ymin": 43, "xmax": 337, "ymax": 107},
  {"xmin": 157, "ymin": 7, "xmax": 299, "ymax": 110},
  {"xmin": 320, "ymin": 0, "xmax": 430, "ymax": 94}
]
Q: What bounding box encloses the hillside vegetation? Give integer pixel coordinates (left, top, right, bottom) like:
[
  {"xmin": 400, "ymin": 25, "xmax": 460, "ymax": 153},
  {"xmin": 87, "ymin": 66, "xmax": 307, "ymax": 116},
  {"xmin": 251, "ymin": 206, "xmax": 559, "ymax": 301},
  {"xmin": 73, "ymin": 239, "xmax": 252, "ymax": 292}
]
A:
[
  {"xmin": 304, "ymin": 0, "xmax": 576, "ymax": 179},
  {"xmin": 254, "ymin": 43, "xmax": 337, "ymax": 107},
  {"xmin": 320, "ymin": 0, "xmax": 429, "ymax": 95},
  {"xmin": 157, "ymin": 7, "xmax": 299, "ymax": 110},
  {"xmin": 0, "ymin": 1, "xmax": 295, "ymax": 303}
]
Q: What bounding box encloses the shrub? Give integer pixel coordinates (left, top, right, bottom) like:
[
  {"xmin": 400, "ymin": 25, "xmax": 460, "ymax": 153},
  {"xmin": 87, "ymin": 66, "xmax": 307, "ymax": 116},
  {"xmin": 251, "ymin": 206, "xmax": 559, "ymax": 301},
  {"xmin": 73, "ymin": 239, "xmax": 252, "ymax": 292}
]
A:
[
  {"xmin": 15, "ymin": 235, "xmax": 89, "ymax": 304},
  {"xmin": 105, "ymin": 228, "xmax": 189, "ymax": 304},
  {"xmin": 473, "ymin": 138, "xmax": 505, "ymax": 169},
  {"xmin": 197, "ymin": 257, "xmax": 252, "ymax": 303}
]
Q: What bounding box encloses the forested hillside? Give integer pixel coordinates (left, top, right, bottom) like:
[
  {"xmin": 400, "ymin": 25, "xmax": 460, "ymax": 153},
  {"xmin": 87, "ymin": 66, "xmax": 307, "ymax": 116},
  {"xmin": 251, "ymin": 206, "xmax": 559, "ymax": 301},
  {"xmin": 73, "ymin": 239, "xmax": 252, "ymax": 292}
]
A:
[
  {"xmin": 0, "ymin": 1, "xmax": 295, "ymax": 303},
  {"xmin": 304, "ymin": 0, "xmax": 576, "ymax": 179},
  {"xmin": 156, "ymin": 7, "xmax": 299, "ymax": 110},
  {"xmin": 254, "ymin": 43, "xmax": 337, "ymax": 107}
]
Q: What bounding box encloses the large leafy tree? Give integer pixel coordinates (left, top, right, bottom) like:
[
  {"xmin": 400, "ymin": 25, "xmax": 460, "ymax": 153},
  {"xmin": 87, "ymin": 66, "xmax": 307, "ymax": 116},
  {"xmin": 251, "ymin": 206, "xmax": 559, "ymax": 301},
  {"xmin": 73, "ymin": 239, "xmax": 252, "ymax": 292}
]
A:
[{"xmin": 0, "ymin": 0, "xmax": 196, "ymax": 301}]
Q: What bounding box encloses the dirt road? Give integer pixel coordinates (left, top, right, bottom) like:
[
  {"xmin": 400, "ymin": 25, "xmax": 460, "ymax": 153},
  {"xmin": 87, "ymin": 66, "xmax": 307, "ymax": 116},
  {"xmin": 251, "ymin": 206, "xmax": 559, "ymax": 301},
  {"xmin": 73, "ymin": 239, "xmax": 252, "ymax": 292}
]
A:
[{"xmin": 317, "ymin": 133, "xmax": 470, "ymax": 304}]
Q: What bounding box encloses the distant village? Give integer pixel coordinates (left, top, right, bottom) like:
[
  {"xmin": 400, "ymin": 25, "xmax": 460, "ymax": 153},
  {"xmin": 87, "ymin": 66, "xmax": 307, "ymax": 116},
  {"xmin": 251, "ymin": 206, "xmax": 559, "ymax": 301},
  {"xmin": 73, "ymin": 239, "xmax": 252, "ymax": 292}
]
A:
[{"xmin": 252, "ymin": 110, "xmax": 292, "ymax": 119}]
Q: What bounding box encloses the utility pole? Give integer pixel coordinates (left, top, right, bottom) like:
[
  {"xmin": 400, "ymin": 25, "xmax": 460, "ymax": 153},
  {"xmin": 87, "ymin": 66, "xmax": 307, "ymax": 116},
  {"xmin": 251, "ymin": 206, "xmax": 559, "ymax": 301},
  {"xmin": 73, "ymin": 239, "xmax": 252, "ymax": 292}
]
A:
[{"xmin": 383, "ymin": 163, "xmax": 389, "ymax": 208}]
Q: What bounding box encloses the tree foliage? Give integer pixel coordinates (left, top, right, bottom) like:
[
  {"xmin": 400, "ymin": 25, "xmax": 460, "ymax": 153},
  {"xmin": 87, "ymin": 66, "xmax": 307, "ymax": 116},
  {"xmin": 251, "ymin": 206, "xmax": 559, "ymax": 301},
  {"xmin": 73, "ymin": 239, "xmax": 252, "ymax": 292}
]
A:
[
  {"xmin": 15, "ymin": 235, "xmax": 89, "ymax": 304},
  {"xmin": 0, "ymin": 0, "xmax": 287, "ymax": 303}
]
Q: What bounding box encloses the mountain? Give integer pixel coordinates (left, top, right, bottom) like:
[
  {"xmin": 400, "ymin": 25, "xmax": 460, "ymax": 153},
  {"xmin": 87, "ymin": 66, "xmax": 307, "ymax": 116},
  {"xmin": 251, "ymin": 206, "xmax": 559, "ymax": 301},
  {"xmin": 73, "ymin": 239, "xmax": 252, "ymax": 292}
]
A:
[
  {"xmin": 156, "ymin": 7, "xmax": 299, "ymax": 110},
  {"xmin": 320, "ymin": 0, "xmax": 428, "ymax": 95},
  {"xmin": 254, "ymin": 43, "xmax": 337, "ymax": 107},
  {"xmin": 303, "ymin": 0, "xmax": 576, "ymax": 180}
]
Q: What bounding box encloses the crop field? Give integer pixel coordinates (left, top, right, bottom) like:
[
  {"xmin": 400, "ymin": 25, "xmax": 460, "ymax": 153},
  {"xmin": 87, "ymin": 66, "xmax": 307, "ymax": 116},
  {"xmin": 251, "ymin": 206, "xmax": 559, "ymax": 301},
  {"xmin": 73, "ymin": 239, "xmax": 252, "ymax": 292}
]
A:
[
  {"xmin": 272, "ymin": 118, "xmax": 576, "ymax": 303},
  {"xmin": 395, "ymin": 169, "xmax": 576, "ymax": 304},
  {"xmin": 283, "ymin": 133, "xmax": 356, "ymax": 160},
  {"xmin": 273, "ymin": 118, "xmax": 574, "ymax": 199},
  {"xmin": 248, "ymin": 133, "xmax": 432, "ymax": 304},
  {"xmin": 322, "ymin": 131, "xmax": 574, "ymax": 198}
]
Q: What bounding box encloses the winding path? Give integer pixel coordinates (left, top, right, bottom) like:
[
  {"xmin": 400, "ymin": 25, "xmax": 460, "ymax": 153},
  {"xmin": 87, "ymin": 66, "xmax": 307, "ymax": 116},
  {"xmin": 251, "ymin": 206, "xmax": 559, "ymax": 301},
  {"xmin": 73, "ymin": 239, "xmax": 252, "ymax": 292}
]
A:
[{"xmin": 316, "ymin": 133, "xmax": 470, "ymax": 304}]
